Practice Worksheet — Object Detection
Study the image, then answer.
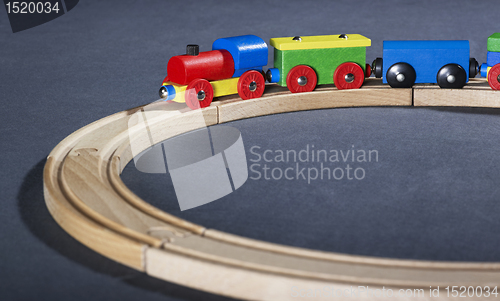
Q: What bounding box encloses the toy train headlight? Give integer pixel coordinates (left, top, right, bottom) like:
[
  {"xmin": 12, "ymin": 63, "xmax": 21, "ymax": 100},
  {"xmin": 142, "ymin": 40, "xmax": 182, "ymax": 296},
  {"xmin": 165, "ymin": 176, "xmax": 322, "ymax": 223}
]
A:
[{"xmin": 159, "ymin": 85, "xmax": 176, "ymax": 100}]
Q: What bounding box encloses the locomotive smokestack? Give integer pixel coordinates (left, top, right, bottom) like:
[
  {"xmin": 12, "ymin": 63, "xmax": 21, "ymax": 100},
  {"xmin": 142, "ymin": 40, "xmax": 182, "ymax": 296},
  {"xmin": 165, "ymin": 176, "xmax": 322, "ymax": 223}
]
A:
[{"xmin": 186, "ymin": 44, "xmax": 199, "ymax": 56}]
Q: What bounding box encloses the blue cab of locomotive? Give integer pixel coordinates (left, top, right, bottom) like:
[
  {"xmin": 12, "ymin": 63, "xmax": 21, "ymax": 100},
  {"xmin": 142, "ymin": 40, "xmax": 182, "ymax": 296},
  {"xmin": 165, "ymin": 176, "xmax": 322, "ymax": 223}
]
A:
[{"xmin": 212, "ymin": 35, "xmax": 268, "ymax": 77}]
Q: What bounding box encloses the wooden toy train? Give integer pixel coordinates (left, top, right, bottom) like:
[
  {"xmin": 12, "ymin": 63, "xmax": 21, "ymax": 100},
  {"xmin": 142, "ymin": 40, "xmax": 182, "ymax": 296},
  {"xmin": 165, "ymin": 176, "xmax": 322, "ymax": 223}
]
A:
[{"xmin": 159, "ymin": 33, "xmax": 500, "ymax": 109}]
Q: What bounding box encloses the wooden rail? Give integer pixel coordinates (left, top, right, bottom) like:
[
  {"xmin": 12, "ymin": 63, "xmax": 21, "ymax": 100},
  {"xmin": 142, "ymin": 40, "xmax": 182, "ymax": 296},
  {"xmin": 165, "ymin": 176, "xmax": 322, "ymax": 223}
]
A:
[{"xmin": 43, "ymin": 78, "xmax": 500, "ymax": 300}]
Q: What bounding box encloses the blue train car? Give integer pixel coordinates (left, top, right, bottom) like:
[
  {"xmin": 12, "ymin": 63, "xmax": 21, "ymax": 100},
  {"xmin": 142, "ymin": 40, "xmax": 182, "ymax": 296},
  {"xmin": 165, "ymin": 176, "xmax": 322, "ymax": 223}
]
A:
[{"xmin": 372, "ymin": 40, "xmax": 478, "ymax": 88}]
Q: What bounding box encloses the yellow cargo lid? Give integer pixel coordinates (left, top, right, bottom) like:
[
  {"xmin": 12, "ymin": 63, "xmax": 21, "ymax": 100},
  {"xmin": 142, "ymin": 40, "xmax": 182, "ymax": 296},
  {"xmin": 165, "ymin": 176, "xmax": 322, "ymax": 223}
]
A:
[{"xmin": 270, "ymin": 34, "xmax": 371, "ymax": 50}]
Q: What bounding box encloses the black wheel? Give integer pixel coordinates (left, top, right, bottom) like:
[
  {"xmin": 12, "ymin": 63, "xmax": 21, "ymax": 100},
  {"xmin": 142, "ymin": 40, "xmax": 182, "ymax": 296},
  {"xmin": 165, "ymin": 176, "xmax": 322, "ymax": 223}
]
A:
[
  {"xmin": 469, "ymin": 58, "xmax": 479, "ymax": 78},
  {"xmin": 372, "ymin": 58, "xmax": 383, "ymax": 78},
  {"xmin": 436, "ymin": 64, "xmax": 467, "ymax": 88},
  {"xmin": 386, "ymin": 63, "xmax": 416, "ymax": 88}
]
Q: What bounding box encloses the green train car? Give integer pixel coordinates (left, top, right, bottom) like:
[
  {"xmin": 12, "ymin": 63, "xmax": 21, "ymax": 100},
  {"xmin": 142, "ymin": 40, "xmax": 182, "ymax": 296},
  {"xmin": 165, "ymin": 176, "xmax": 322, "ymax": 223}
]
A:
[{"xmin": 266, "ymin": 34, "xmax": 371, "ymax": 92}]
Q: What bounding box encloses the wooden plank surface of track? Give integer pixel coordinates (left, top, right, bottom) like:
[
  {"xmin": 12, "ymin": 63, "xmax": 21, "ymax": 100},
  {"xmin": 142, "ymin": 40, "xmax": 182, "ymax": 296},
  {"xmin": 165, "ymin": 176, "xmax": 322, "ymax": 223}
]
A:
[
  {"xmin": 43, "ymin": 78, "xmax": 500, "ymax": 300},
  {"xmin": 414, "ymin": 78, "xmax": 500, "ymax": 107}
]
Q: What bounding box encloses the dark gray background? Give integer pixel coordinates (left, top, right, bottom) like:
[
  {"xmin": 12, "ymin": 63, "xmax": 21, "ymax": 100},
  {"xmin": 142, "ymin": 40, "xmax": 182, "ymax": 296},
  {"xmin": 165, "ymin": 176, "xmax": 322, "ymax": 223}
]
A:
[{"xmin": 2, "ymin": 1, "xmax": 500, "ymax": 300}]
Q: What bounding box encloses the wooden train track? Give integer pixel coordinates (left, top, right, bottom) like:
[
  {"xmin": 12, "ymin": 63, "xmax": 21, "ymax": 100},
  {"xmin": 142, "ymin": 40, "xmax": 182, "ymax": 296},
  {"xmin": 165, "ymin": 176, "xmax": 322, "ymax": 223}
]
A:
[{"xmin": 43, "ymin": 78, "xmax": 500, "ymax": 300}]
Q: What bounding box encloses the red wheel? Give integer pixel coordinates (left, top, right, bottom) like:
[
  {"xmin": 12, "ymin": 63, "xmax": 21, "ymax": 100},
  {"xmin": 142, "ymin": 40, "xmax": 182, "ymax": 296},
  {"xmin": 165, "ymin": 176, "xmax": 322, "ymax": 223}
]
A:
[
  {"xmin": 237, "ymin": 70, "xmax": 265, "ymax": 100},
  {"xmin": 286, "ymin": 65, "xmax": 317, "ymax": 93},
  {"xmin": 333, "ymin": 62, "xmax": 364, "ymax": 90},
  {"xmin": 365, "ymin": 63, "xmax": 372, "ymax": 77},
  {"xmin": 185, "ymin": 79, "xmax": 214, "ymax": 110},
  {"xmin": 488, "ymin": 64, "xmax": 500, "ymax": 90}
]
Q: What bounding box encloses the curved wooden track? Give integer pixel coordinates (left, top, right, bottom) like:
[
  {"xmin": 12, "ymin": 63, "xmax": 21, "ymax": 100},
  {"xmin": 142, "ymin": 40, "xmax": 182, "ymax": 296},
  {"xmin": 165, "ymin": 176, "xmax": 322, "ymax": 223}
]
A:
[{"xmin": 44, "ymin": 79, "xmax": 500, "ymax": 300}]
